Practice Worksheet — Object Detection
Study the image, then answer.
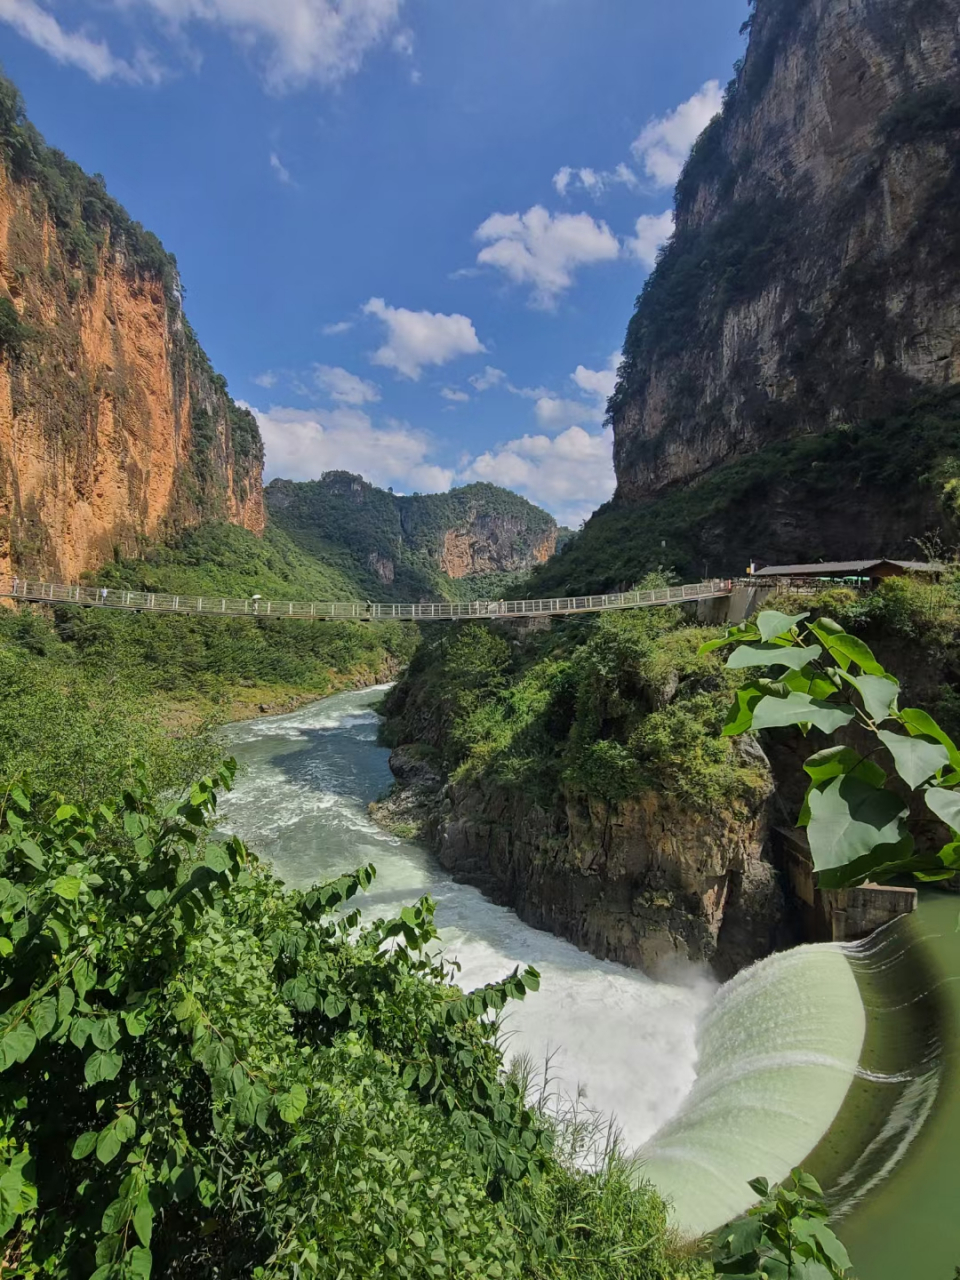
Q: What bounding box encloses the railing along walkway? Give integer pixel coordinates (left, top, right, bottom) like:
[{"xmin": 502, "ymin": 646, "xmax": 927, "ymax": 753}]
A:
[{"xmin": 0, "ymin": 577, "xmax": 734, "ymax": 621}]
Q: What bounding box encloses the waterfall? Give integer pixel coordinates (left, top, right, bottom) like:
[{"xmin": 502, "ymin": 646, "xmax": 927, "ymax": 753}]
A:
[{"xmin": 634, "ymin": 945, "xmax": 866, "ymax": 1237}]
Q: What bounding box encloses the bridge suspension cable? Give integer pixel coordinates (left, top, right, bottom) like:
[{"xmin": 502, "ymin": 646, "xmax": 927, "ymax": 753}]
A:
[{"xmin": 0, "ymin": 577, "xmax": 734, "ymax": 621}]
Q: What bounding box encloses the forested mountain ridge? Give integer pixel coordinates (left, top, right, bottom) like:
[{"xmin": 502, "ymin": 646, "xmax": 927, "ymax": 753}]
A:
[
  {"xmin": 531, "ymin": 0, "xmax": 960, "ymax": 594},
  {"xmin": 0, "ymin": 71, "xmax": 264, "ymax": 585},
  {"xmin": 266, "ymin": 473, "xmax": 563, "ymax": 602}
]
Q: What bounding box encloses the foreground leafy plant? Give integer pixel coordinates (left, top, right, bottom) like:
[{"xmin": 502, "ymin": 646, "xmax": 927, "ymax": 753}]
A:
[
  {"xmin": 712, "ymin": 1169, "xmax": 851, "ymax": 1279},
  {"xmin": 0, "ymin": 762, "xmax": 702, "ymax": 1279},
  {"xmin": 701, "ymin": 610, "xmax": 960, "ymax": 887}
]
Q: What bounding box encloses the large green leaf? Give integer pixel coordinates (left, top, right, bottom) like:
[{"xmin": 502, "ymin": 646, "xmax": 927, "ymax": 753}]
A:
[
  {"xmin": 877, "ymin": 730, "xmax": 950, "ymax": 789},
  {"xmin": 722, "ymin": 683, "xmax": 768, "ymax": 737},
  {"xmin": 0, "ymin": 1024, "xmax": 37, "ymax": 1070},
  {"xmin": 752, "ymin": 693, "xmax": 854, "ymax": 735},
  {"xmin": 727, "ymin": 643, "xmax": 823, "ymax": 672},
  {"xmin": 51, "ymin": 875, "xmax": 83, "ymax": 901},
  {"xmin": 817, "ymin": 836, "xmax": 918, "ymax": 889},
  {"xmin": 96, "ymin": 1126, "xmax": 123, "ymax": 1165},
  {"xmin": 793, "ymin": 1217, "xmax": 851, "ymax": 1271},
  {"xmin": 843, "ymin": 674, "xmax": 899, "ymax": 724},
  {"xmin": 925, "ymin": 787, "xmax": 960, "ymax": 833},
  {"xmin": 814, "ymin": 630, "xmax": 884, "ymax": 675},
  {"xmin": 127, "ymin": 1245, "xmax": 153, "ymax": 1278},
  {"xmin": 803, "ymin": 746, "xmax": 885, "ymax": 789},
  {"xmin": 800, "ymin": 748, "xmax": 886, "ymax": 826},
  {"xmin": 900, "ymin": 707, "xmax": 960, "ymax": 771},
  {"xmin": 791, "ymin": 1262, "xmax": 834, "ymax": 1280},
  {"xmin": 84, "ymin": 1050, "xmax": 123, "ymax": 1085},
  {"xmin": 807, "ymin": 775, "xmax": 908, "ymax": 874},
  {"xmin": 28, "ymin": 997, "xmax": 57, "ymax": 1041},
  {"xmin": 699, "ymin": 623, "xmax": 761, "ymax": 655},
  {"xmin": 757, "ymin": 610, "xmax": 810, "ymax": 642},
  {"xmin": 278, "ymin": 1083, "xmax": 308, "ymax": 1123},
  {"xmin": 72, "ymin": 1131, "xmax": 98, "ymax": 1160}
]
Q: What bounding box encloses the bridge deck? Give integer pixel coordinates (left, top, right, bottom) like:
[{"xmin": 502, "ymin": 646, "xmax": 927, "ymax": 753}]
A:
[{"xmin": 1, "ymin": 577, "xmax": 734, "ymax": 620}]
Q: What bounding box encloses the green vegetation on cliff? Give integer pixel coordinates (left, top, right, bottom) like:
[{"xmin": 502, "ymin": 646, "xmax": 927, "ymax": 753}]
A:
[
  {"xmin": 94, "ymin": 522, "xmax": 367, "ymax": 604},
  {"xmin": 528, "ymin": 388, "xmax": 960, "ymax": 593},
  {"xmin": 0, "ymin": 71, "xmax": 176, "ymax": 298},
  {"xmin": 381, "ymin": 589, "xmax": 765, "ymax": 814},
  {"xmin": 267, "ymin": 475, "xmax": 558, "ymax": 604}
]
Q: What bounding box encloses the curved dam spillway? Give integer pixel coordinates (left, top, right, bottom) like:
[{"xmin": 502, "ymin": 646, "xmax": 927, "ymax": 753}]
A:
[
  {"xmin": 634, "ymin": 946, "xmax": 866, "ymax": 1238},
  {"xmin": 217, "ymin": 686, "xmax": 954, "ymax": 1278}
]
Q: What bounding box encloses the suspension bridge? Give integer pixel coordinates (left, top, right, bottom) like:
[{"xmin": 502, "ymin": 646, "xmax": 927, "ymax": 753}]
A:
[{"xmin": 0, "ymin": 576, "xmax": 736, "ymax": 621}]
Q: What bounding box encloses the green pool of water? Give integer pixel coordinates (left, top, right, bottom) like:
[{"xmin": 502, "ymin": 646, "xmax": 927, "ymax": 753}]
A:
[{"xmin": 840, "ymin": 893, "xmax": 960, "ymax": 1280}]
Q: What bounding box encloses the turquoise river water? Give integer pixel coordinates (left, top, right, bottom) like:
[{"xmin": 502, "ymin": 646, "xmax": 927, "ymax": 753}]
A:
[{"xmin": 220, "ymin": 687, "xmax": 960, "ymax": 1278}]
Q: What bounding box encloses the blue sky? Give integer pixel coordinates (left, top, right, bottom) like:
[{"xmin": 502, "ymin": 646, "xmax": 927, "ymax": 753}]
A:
[{"xmin": 0, "ymin": 0, "xmax": 748, "ymax": 524}]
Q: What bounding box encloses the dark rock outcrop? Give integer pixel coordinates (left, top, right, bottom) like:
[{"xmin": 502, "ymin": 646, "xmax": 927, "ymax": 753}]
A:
[{"xmin": 376, "ymin": 742, "xmax": 798, "ymax": 979}]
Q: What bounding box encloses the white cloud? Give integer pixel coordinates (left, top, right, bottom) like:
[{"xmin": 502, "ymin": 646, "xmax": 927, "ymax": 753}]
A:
[
  {"xmin": 362, "ymin": 297, "xmax": 485, "ymax": 380},
  {"xmin": 251, "ymin": 402, "xmax": 454, "ymax": 492},
  {"xmin": 0, "ymin": 0, "xmax": 159, "ymax": 81},
  {"xmin": 469, "ymin": 365, "xmax": 506, "ymax": 392},
  {"xmin": 322, "ymin": 319, "xmax": 354, "ymax": 335},
  {"xmin": 461, "ymin": 426, "xmax": 614, "ymax": 527},
  {"xmin": 631, "ymin": 80, "xmax": 724, "ymax": 188},
  {"xmin": 391, "ymin": 27, "xmax": 413, "ymax": 55},
  {"xmin": 626, "ymin": 210, "xmax": 675, "ymax": 268},
  {"xmin": 253, "ymin": 370, "xmax": 278, "ymax": 388},
  {"xmin": 269, "ymin": 151, "xmax": 293, "ymax": 185},
  {"xmin": 553, "ymin": 163, "xmax": 638, "ymax": 199},
  {"xmin": 474, "ymin": 206, "xmax": 620, "ymax": 308},
  {"xmin": 1, "ymin": 0, "xmax": 405, "ymax": 89},
  {"xmin": 534, "ymin": 396, "xmax": 604, "ymax": 430},
  {"xmin": 571, "ymin": 351, "xmax": 620, "ymax": 403},
  {"xmin": 313, "ymin": 364, "xmax": 380, "ymax": 405},
  {"xmin": 440, "ymin": 387, "xmax": 470, "ymax": 403}
]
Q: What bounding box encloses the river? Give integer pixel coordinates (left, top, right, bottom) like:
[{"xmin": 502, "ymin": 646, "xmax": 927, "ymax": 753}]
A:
[{"xmin": 220, "ymin": 686, "xmax": 960, "ymax": 1278}]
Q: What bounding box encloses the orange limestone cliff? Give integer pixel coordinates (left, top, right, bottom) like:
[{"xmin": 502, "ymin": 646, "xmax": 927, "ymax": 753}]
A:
[
  {"xmin": 0, "ymin": 76, "xmax": 264, "ymax": 584},
  {"xmin": 439, "ymin": 522, "xmax": 557, "ymax": 580}
]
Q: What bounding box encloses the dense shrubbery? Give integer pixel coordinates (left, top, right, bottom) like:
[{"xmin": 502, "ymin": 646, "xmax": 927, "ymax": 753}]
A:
[
  {"xmin": 381, "ymin": 591, "xmax": 764, "ymax": 814},
  {"xmin": 0, "ymin": 623, "xmax": 219, "ymax": 807},
  {"xmin": 0, "ymin": 610, "xmax": 709, "ymax": 1280},
  {"xmin": 0, "ymin": 602, "xmax": 417, "ymax": 715},
  {"xmin": 882, "ymin": 83, "xmax": 960, "ymax": 146}
]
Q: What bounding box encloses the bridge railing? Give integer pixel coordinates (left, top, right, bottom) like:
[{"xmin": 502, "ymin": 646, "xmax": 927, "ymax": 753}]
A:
[{"xmin": 0, "ymin": 577, "xmax": 734, "ymax": 620}]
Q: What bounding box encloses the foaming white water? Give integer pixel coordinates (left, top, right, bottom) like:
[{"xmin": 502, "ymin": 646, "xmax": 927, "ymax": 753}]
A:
[
  {"xmin": 220, "ymin": 686, "xmax": 878, "ymax": 1240},
  {"xmin": 220, "ymin": 687, "xmax": 714, "ymax": 1149},
  {"xmin": 636, "ymin": 945, "xmax": 866, "ymax": 1237}
]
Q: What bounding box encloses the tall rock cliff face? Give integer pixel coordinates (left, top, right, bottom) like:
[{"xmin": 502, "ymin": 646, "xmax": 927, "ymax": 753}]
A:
[
  {"xmin": 266, "ymin": 473, "xmax": 558, "ymax": 599},
  {"xmin": 609, "ymin": 0, "xmax": 960, "ymax": 554},
  {"xmin": 0, "ymin": 76, "xmax": 264, "ymax": 584}
]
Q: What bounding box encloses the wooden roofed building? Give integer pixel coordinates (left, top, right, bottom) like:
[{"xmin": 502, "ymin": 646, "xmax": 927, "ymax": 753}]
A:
[{"xmin": 750, "ymin": 559, "xmax": 943, "ymax": 588}]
